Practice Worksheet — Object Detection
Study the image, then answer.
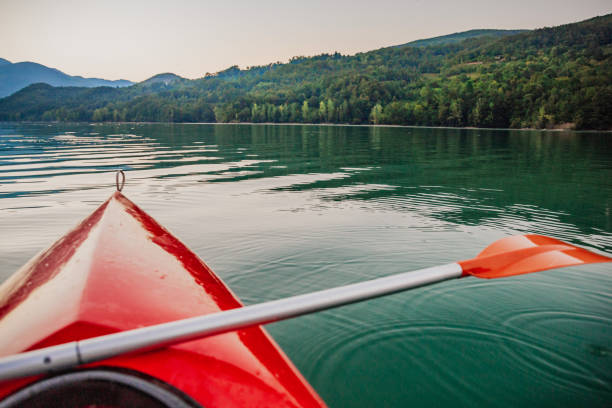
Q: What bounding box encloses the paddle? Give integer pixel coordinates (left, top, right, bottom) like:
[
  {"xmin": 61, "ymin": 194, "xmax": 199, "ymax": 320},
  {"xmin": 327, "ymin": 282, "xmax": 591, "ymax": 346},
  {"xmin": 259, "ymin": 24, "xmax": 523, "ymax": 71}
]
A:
[{"xmin": 0, "ymin": 234, "xmax": 609, "ymax": 381}]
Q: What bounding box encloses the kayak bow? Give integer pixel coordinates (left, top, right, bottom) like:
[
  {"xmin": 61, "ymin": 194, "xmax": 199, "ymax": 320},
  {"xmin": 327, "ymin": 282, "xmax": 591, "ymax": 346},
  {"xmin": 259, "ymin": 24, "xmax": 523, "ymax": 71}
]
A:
[{"xmin": 0, "ymin": 191, "xmax": 326, "ymax": 407}]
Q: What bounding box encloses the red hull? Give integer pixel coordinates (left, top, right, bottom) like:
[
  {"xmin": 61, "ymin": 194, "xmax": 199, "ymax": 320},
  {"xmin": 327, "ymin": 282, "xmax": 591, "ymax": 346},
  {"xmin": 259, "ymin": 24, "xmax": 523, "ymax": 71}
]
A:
[{"xmin": 0, "ymin": 192, "xmax": 326, "ymax": 407}]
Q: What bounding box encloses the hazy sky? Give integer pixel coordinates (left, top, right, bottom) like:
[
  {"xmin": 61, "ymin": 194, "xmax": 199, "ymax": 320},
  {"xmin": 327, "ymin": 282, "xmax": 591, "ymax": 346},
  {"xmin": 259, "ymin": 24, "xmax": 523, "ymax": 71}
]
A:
[{"xmin": 1, "ymin": 0, "xmax": 610, "ymax": 82}]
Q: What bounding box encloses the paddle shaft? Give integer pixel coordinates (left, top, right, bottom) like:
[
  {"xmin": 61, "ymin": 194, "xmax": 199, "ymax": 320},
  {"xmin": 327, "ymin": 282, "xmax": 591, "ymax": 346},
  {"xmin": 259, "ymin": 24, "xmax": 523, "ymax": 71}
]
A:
[{"xmin": 0, "ymin": 263, "xmax": 462, "ymax": 381}]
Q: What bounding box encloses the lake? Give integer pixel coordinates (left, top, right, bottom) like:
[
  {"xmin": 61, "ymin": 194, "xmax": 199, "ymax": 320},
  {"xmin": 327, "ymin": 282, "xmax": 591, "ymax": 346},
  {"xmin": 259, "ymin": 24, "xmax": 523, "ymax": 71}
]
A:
[{"xmin": 0, "ymin": 123, "xmax": 611, "ymax": 407}]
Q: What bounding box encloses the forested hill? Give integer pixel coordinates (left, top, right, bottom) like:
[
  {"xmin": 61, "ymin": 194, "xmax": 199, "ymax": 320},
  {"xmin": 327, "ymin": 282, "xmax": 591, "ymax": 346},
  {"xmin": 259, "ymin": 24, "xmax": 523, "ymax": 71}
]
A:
[{"xmin": 1, "ymin": 14, "xmax": 610, "ymax": 130}]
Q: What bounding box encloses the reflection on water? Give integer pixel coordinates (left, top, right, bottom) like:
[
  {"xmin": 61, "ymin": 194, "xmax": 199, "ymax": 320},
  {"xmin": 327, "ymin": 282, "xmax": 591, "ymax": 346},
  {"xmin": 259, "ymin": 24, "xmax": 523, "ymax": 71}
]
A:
[{"xmin": 0, "ymin": 123, "xmax": 611, "ymax": 407}]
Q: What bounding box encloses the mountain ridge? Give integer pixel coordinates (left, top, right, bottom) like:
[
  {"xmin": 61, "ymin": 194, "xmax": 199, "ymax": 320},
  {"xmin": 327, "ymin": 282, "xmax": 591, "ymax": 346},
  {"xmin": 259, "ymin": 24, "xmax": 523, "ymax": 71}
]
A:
[
  {"xmin": 397, "ymin": 29, "xmax": 528, "ymax": 48},
  {"xmin": 0, "ymin": 59, "xmax": 133, "ymax": 98}
]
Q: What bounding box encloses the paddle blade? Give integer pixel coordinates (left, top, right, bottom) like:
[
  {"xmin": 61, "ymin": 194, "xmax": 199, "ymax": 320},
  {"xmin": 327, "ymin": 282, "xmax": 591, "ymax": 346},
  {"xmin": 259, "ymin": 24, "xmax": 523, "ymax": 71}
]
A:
[{"xmin": 459, "ymin": 234, "xmax": 611, "ymax": 279}]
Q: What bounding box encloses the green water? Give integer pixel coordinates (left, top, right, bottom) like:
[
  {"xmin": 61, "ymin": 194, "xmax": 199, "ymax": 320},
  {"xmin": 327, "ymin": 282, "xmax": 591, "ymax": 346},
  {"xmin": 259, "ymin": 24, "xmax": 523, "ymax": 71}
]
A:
[{"xmin": 1, "ymin": 123, "xmax": 611, "ymax": 407}]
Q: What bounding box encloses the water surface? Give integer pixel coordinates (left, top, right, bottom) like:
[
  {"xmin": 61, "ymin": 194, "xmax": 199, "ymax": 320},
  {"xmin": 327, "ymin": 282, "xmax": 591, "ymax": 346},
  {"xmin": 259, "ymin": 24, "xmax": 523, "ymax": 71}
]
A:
[{"xmin": 1, "ymin": 123, "xmax": 611, "ymax": 407}]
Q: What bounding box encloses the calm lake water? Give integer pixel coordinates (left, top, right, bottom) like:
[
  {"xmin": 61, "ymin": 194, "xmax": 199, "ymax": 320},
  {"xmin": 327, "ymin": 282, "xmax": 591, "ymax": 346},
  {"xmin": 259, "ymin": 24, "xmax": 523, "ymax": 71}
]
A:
[{"xmin": 1, "ymin": 123, "xmax": 611, "ymax": 407}]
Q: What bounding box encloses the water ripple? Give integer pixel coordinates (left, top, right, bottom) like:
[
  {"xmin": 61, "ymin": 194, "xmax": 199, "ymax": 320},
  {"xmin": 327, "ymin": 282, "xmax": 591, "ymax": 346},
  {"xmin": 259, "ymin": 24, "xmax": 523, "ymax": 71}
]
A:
[{"xmin": 1, "ymin": 123, "xmax": 611, "ymax": 408}]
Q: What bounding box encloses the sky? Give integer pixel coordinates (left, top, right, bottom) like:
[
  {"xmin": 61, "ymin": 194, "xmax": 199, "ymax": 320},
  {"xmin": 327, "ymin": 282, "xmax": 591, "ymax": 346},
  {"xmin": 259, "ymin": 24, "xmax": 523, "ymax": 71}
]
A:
[{"xmin": 0, "ymin": 0, "xmax": 610, "ymax": 82}]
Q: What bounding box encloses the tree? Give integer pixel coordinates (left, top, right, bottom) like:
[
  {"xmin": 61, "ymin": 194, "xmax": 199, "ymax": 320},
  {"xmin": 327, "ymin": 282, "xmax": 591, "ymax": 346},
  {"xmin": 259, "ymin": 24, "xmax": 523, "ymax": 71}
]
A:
[
  {"xmin": 319, "ymin": 101, "xmax": 327, "ymax": 122},
  {"xmin": 369, "ymin": 103, "xmax": 383, "ymax": 124},
  {"xmin": 302, "ymin": 101, "xmax": 310, "ymax": 123},
  {"xmin": 326, "ymin": 99, "xmax": 336, "ymax": 122}
]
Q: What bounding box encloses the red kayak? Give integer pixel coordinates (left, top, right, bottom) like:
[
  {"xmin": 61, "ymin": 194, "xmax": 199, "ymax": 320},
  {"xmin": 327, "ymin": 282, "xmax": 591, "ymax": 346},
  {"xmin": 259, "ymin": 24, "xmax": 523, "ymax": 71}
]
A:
[{"xmin": 0, "ymin": 191, "xmax": 326, "ymax": 407}]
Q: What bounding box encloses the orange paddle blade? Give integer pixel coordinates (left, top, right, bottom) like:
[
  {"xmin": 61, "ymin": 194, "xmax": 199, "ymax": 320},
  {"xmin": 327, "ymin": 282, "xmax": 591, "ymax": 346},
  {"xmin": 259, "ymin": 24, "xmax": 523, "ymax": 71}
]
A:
[{"xmin": 459, "ymin": 235, "xmax": 612, "ymax": 279}]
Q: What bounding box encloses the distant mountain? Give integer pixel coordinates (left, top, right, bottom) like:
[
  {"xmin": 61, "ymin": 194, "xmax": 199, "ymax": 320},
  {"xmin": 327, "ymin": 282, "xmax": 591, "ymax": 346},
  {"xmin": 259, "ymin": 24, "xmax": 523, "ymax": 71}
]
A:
[
  {"xmin": 139, "ymin": 73, "xmax": 185, "ymax": 86},
  {"xmin": 0, "ymin": 59, "xmax": 133, "ymax": 98},
  {"xmin": 398, "ymin": 29, "xmax": 527, "ymax": 48}
]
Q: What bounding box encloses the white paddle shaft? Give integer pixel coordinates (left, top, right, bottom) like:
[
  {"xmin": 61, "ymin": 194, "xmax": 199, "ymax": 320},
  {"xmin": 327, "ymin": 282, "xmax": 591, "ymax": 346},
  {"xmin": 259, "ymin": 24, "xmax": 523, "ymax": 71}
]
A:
[{"xmin": 0, "ymin": 263, "xmax": 462, "ymax": 381}]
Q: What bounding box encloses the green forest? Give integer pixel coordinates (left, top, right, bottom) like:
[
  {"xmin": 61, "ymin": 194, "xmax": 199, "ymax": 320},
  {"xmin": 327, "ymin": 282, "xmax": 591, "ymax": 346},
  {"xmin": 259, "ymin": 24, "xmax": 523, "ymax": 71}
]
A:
[{"xmin": 1, "ymin": 14, "xmax": 610, "ymax": 129}]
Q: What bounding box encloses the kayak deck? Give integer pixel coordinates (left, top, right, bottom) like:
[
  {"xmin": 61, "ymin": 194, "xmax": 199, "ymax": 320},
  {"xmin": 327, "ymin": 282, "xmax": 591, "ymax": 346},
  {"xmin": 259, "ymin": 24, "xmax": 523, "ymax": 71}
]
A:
[{"xmin": 0, "ymin": 192, "xmax": 326, "ymax": 407}]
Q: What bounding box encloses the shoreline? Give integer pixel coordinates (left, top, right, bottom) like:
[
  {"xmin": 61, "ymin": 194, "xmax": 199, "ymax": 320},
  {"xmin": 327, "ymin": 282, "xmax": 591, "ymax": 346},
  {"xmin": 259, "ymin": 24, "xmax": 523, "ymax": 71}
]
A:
[{"xmin": 1, "ymin": 121, "xmax": 611, "ymax": 133}]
